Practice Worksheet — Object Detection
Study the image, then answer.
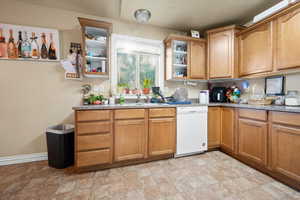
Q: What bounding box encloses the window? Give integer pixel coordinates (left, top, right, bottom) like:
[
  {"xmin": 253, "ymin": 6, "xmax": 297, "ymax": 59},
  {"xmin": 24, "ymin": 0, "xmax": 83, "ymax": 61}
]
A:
[
  {"xmin": 111, "ymin": 34, "xmax": 164, "ymax": 95},
  {"xmin": 117, "ymin": 51, "xmax": 158, "ymax": 89}
]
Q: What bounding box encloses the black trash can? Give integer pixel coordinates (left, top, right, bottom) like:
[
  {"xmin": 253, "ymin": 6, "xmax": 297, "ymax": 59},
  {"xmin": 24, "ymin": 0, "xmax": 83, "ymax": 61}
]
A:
[{"xmin": 46, "ymin": 124, "xmax": 74, "ymax": 169}]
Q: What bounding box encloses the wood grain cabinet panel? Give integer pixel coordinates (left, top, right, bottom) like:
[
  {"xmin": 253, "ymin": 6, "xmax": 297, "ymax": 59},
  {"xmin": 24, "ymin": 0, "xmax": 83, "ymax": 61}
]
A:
[
  {"xmin": 76, "ymin": 121, "xmax": 110, "ymax": 135},
  {"xmin": 276, "ymin": 7, "xmax": 300, "ymax": 70},
  {"xmin": 114, "ymin": 109, "xmax": 145, "ymax": 120},
  {"xmin": 76, "ymin": 110, "xmax": 111, "ymax": 122},
  {"xmin": 114, "ymin": 119, "xmax": 146, "ymax": 161},
  {"xmin": 238, "ymin": 119, "xmax": 268, "ymax": 166},
  {"xmin": 208, "ymin": 107, "xmax": 221, "ymax": 149},
  {"xmin": 149, "ymin": 108, "xmax": 175, "ymax": 118},
  {"xmin": 77, "ymin": 149, "xmax": 111, "ymax": 167},
  {"xmin": 77, "ymin": 134, "xmax": 111, "ymax": 151},
  {"xmin": 189, "ymin": 40, "xmax": 206, "ymax": 79},
  {"xmin": 271, "ymin": 124, "xmax": 300, "ymax": 182},
  {"xmin": 221, "ymin": 108, "xmax": 235, "ymax": 153},
  {"xmin": 238, "ymin": 22, "xmax": 273, "ymax": 76},
  {"xmin": 149, "ymin": 118, "xmax": 176, "ymax": 156}
]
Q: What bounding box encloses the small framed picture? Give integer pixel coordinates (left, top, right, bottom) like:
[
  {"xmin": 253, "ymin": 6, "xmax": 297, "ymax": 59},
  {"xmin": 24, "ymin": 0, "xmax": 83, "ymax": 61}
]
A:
[
  {"xmin": 265, "ymin": 76, "xmax": 285, "ymax": 96},
  {"xmin": 191, "ymin": 30, "xmax": 200, "ymax": 38}
]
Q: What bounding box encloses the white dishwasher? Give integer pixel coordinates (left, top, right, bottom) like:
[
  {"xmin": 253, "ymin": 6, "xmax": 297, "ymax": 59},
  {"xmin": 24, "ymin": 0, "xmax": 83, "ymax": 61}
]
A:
[{"xmin": 176, "ymin": 106, "xmax": 208, "ymax": 157}]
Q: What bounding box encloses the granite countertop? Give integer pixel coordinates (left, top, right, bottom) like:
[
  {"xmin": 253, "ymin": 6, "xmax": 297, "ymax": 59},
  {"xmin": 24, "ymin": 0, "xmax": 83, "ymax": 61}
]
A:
[{"xmin": 72, "ymin": 103, "xmax": 300, "ymax": 113}]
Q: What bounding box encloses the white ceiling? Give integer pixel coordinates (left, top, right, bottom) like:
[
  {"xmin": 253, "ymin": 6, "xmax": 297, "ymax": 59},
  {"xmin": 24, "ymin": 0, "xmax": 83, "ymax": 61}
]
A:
[{"xmin": 16, "ymin": 0, "xmax": 281, "ymax": 31}]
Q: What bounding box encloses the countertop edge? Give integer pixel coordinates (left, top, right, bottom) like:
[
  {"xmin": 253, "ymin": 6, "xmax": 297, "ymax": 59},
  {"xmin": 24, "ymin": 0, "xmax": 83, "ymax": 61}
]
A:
[{"xmin": 72, "ymin": 103, "xmax": 300, "ymax": 113}]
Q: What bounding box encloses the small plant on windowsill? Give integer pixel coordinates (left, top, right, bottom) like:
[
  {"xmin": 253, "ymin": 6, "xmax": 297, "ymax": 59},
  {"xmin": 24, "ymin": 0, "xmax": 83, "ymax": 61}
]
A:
[
  {"xmin": 143, "ymin": 79, "xmax": 152, "ymax": 95},
  {"xmin": 117, "ymin": 83, "xmax": 130, "ymax": 94}
]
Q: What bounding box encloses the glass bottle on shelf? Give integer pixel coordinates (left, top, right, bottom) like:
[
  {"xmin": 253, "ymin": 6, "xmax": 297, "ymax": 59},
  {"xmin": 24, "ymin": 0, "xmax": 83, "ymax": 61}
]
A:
[
  {"xmin": 21, "ymin": 31, "xmax": 31, "ymax": 58},
  {"xmin": 0, "ymin": 28, "xmax": 7, "ymax": 58},
  {"xmin": 17, "ymin": 31, "xmax": 23, "ymax": 58},
  {"xmin": 7, "ymin": 29, "xmax": 17, "ymax": 58},
  {"xmin": 30, "ymin": 32, "xmax": 39, "ymax": 59},
  {"xmin": 40, "ymin": 33, "xmax": 48, "ymax": 59},
  {"xmin": 48, "ymin": 33, "xmax": 57, "ymax": 60}
]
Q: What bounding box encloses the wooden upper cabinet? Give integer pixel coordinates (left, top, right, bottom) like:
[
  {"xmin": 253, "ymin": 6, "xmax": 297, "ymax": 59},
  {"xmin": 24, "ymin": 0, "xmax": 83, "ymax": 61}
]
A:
[
  {"xmin": 238, "ymin": 118, "xmax": 268, "ymax": 166},
  {"xmin": 238, "ymin": 22, "xmax": 273, "ymax": 76},
  {"xmin": 189, "ymin": 40, "xmax": 206, "ymax": 79},
  {"xmin": 207, "ymin": 25, "xmax": 243, "ymax": 79},
  {"xmin": 208, "ymin": 107, "xmax": 221, "ymax": 149},
  {"xmin": 164, "ymin": 34, "xmax": 206, "ymax": 80},
  {"xmin": 114, "ymin": 119, "xmax": 147, "ymax": 162},
  {"xmin": 221, "ymin": 107, "xmax": 236, "ymax": 153},
  {"xmin": 148, "ymin": 118, "xmax": 176, "ymax": 156},
  {"xmin": 275, "ymin": 6, "xmax": 300, "ymax": 70}
]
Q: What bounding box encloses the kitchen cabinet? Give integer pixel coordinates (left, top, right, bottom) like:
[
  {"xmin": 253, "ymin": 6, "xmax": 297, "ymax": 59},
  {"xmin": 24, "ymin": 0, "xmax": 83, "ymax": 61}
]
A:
[
  {"xmin": 270, "ymin": 111, "xmax": 300, "ymax": 184},
  {"xmin": 78, "ymin": 17, "xmax": 112, "ymax": 78},
  {"xmin": 114, "ymin": 109, "xmax": 147, "ymax": 162},
  {"xmin": 208, "ymin": 107, "xmax": 221, "ymax": 149},
  {"xmin": 75, "ymin": 110, "xmax": 113, "ymax": 168},
  {"xmin": 275, "ymin": 6, "xmax": 300, "ymax": 70},
  {"xmin": 149, "ymin": 118, "xmax": 176, "ymax": 156},
  {"xmin": 149, "ymin": 108, "xmax": 176, "ymax": 157},
  {"xmin": 238, "ymin": 109, "xmax": 268, "ymax": 167},
  {"xmin": 164, "ymin": 34, "xmax": 206, "ymax": 80},
  {"xmin": 220, "ymin": 107, "xmax": 236, "ymax": 153},
  {"xmin": 238, "ymin": 22, "xmax": 273, "ymax": 76},
  {"xmin": 207, "ymin": 25, "xmax": 244, "ymax": 79}
]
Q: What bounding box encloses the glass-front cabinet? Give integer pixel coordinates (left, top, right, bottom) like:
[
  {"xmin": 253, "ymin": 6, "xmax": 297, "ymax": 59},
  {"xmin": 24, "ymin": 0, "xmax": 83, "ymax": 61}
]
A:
[
  {"xmin": 78, "ymin": 18, "xmax": 112, "ymax": 77},
  {"xmin": 165, "ymin": 34, "xmax": 206, "ymax": 80}
]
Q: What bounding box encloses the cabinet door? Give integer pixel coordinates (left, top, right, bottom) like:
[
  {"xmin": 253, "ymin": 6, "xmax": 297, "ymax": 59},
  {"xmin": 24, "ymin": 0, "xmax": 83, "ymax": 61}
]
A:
[
  {"xmin": 221, "ymin": 108, "xmax": 235, "ymax": 153},
  {"xmin": 238, "ymin": 119, "xmax": 267, "ymax": 166},
  {"xmin": 208, "ymin": 30, "xmax": 233, "ymax": 79},
  {"xmin": 208, "ymin": 107, "xmax": 221, "ymax": 148},
  {"xmin": 149, "ymin": 118, "xmax": 176, "ymax": 156},
  {"xmin": 271, "ymin": 125, "xmax": 300, "ymax": 182},
  {"xmin": 114, "ymin": 119, "xmax": 146, "ymax": 161},
  {"xmin": 239, "ymin": 22, "xmax": 273, "ymax": 76},
  {"xmin": 165, "ymin": 40, "xmax": 173, "ymax": 80},
  {"xmin": 276, "ymin": 7, "xmax": 300, "ymax": 70},
  {"xmin": 189, "ymin": 41, "xmax": 206, "ymax": 79}
]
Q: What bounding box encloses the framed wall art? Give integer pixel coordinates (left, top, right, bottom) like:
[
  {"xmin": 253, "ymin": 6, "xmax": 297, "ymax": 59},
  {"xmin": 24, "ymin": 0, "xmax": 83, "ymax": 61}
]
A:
[{"xmin": 0, "ymin": 23, "xmax": 60, "ymax": 61}]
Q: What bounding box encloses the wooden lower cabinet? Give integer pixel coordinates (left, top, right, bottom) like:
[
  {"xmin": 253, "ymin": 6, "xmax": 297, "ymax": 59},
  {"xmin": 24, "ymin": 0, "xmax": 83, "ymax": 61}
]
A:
[
  {"xmin": 220, "ymin": 107, "xmax": 236, "ymax": 153},
  {"xmin": 149, "ymin": 118, "xmax": 176, "ymax": 156},
  {"xmin": 238, "ymin": 118, "xmax": 267, "ymax": 166},
  {"xmin": 208, "ymin": 107, "xmax": 221, "ymax": 149},
  {"xmin": 114, "ymin": 119, "xmax": 147, "ymax": 162},
  {"xmin": 270, "ymin": 124, "xmax": 300, "ymax": 184}
]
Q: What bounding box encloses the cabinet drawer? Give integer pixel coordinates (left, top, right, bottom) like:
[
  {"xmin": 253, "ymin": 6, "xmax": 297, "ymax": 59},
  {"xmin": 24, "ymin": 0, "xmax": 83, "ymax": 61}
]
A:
[
  {"xmin": 77, "ymin": 134, "xmax": 111, "ymax": 151},
  {"xmin": 115, "ymin": 109, "xmax": 145, "ymax": 119},
  {"xmin": 77, "ymin": 149, "xmax": 111, "ymax": 167},
  {"xmin": 76, "ymin": 110, "xmax": 111, "ymax": 122},
  {"xmin": 271, "ymin": 111, "xmax": 300, "ymax": 127},
  {"xmin": 149, "ymin": 108, "xmax": 176, "ymax": 118},
  {"xmin": 239, "ymin": 109, "xmax": 267, "ymax": 121},
  {"xmin": 77, "ymin": 121, "xmax": 110, "ymax": 135}
]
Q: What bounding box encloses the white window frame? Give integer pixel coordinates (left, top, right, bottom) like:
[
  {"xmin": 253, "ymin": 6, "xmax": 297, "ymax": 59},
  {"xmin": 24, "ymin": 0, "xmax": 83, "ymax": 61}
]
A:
[{"xmin": 111, "ymin": 34, "xmax": 164, "ymax": 96}]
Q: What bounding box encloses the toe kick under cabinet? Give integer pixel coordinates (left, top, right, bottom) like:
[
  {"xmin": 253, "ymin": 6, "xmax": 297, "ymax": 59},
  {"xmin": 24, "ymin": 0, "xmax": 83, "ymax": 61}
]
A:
[{"xmin": 74, "ymin": 108, "xmax": 176, "ymax": 169}]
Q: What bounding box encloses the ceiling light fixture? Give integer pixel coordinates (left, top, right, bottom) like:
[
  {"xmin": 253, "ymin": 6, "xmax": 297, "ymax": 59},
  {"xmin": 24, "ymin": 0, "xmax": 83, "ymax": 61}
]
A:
[{"xmin": 134, "ymin": 9, "xmax": 151, "ymax": 23}]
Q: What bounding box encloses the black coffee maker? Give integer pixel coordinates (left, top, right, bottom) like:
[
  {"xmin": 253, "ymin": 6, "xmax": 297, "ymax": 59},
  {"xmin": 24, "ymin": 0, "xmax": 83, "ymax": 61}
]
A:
[{"xmin": 210, "ymin": 87, "xmax": 227, "ymax": 103}]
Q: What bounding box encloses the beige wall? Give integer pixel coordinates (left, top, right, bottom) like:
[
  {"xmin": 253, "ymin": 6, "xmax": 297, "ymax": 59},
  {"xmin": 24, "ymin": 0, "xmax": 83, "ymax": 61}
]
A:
[{"xmin": 0, "ymin": 0, "xmax": 206, "ymax": 156}]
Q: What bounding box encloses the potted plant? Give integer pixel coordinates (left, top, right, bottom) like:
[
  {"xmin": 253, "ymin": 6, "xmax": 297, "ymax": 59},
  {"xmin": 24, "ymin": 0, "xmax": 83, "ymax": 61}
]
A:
[{"xmin": 143, "ymin": 79, "xmax": 152, "ymax": 94}]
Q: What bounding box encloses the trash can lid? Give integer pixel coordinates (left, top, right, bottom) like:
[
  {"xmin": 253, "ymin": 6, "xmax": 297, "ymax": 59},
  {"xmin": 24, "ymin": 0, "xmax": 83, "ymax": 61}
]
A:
[{"xmin": 46, "ymin": 124, "xmax": 74, "ymax": 134}]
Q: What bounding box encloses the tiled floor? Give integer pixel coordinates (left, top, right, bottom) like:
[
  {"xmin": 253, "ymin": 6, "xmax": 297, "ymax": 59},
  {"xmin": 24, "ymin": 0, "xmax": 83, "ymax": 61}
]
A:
[{"xmin": 0, "ymin": 151, "xmax": 299, "ymax": 200}]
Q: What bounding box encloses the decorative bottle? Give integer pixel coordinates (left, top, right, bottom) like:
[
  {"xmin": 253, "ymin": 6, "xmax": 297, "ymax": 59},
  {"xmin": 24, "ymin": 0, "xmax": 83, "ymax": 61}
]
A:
[
  {"xmin": 21, "ymin": 31, "xmax": 31, "ymax": 58},
  {"xmin": 48, "ymin": 33, "xmax": 57, "ymax": 60},
  {"xmin": 7, "ymin": 29, "xmax": 17, "ymax": 58},
  {"xmin": 30, "ymin": 32, "xmax": 39, "ymax": 59},
  {"xmin": 0, "ymin": 28, "xmax": 7, "ymax": 58},
  {"xmin": 17, "ymin": 31, "xmax": 23, "ymax": 58},
  {"xmin": 40, "ymin": 33, "xmax": 48, "ymax": 59}
]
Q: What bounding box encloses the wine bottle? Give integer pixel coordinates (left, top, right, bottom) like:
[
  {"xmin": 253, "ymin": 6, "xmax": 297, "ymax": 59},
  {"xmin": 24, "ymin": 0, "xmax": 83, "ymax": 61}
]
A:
[
  {"xmin": 30, "ymin": 32, "xmax": 39, "ymax": 59},
  {"xmin": 7, "ymin": 29, "xmax": 17, "ymax": 58},
  {"xmin": 21, "ymin": 31, "xmax": 31, "ymax": 58},
  {"xmin": 40, "ymin": 33, "xmax": 48, "ymax": 59},
  {"xmin": 17, "ymin": 31, "xmax": 23, "ymax": 58},
  {"xmin": 0, "ymin": 28, "xmax": 7, "ymax": 58},
  {"xmin": 48, "ymin": 33, "xmax": 57, "ymax": 60}
]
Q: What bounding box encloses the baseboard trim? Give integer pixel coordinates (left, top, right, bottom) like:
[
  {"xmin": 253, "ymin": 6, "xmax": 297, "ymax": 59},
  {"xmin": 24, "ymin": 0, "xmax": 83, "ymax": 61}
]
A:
[{"xmin": 0, "ymin": 152, "xmax": 48, "ymax": 166}]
